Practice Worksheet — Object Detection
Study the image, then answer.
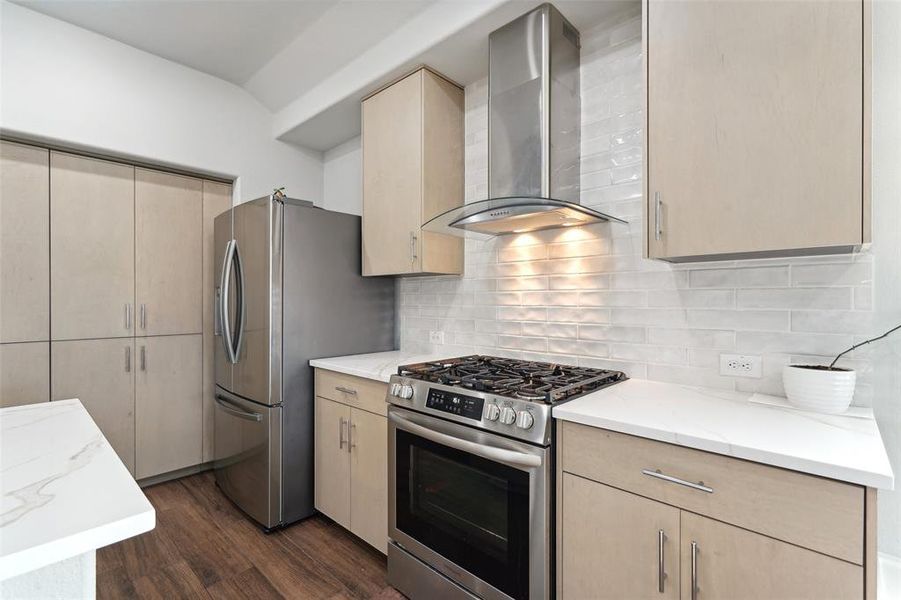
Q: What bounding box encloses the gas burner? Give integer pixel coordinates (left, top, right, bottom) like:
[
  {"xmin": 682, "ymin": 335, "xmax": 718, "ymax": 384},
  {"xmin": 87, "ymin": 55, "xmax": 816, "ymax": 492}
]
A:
[{"xmin": 398, "ymin": 355, "xmax": 627, "ymax": 404}]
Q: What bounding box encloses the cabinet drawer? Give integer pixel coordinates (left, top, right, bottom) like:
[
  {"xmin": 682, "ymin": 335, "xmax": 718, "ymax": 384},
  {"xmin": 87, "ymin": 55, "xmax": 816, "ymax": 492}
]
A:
[
  {"xmin": 315, "ymin": 369, "xmax": 388, "ymax": 416},
  {"xmin": 559, "ymin": 421, "xmax": 864, "ymax": 564}
]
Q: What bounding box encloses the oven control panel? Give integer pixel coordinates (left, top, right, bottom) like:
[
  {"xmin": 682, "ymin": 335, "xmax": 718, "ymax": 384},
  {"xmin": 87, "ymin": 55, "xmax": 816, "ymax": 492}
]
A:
[{"xmin": 426, "ymin": 389, "xmax": 485, "ymax": 420}]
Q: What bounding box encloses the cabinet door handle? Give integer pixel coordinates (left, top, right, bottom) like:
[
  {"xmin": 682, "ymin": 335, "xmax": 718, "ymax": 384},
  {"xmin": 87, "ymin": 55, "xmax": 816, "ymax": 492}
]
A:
[
  {"xmin": 410, "ymin": 231, "xmax": 418, "ymax": 262},
  {"xmin": 125, "ymin": 346, "xmax": 131, "ymax": 372},
  {"xmin": 335, "ymin": 386, "xmax": 357, "ymax": 396},
  {"xmin": 338, "ymin": 417, "xmax": 348, "ymax": 449},
  {"xmin": 125, "ymin": 304, "xmax": 131, "ymax": 330},
  {"xmin": 658, "ymin": 529, "xmax": 666, "ymax": 593},
  {"xmin": 350, "ymin": 422, "xmax": 357, "ymax": 452},
  {"xmin": 690, "ymin": 541, "xmax": 699, "ymax": 600},
  {"xmin": 642, "ymin": 469, "xmax": 713, "ymax": 493},
  {"xmin": 654, "ymin": 192, "xmax": 663, "ymax": 241},
  {"xmin": 140, "ymin": 345, "xmax": 146, "ymax": 371},
  {"xmin": 140, "ymin": 303, "xmax": 146, "ymax": 330}
]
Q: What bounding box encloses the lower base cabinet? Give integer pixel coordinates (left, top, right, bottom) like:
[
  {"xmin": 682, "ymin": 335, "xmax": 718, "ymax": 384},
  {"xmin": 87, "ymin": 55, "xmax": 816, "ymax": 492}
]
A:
[
  {"xmin": 135, "ymin": 334, "xmax": 202, "ymax": 479},
  {"xmin": 313, "ymin": 369, "xmax": 388, "ymax": 554},
  {"xmin": 51, "ymin": 338, "xmax": 136, "ymax": 474},
  {"xmin": 558, "ymin": 421, "xmax": 872, "ymax": 600},
  {"xmin": 0, "ymin": 342, "xmax": 49, "ymax": 408}
]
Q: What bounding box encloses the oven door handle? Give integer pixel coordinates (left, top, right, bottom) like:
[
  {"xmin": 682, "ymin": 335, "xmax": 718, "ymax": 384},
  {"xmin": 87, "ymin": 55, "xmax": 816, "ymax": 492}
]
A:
[{"xmin": 389, "ymin": 412, "xmax": 542, "ymax": 469}]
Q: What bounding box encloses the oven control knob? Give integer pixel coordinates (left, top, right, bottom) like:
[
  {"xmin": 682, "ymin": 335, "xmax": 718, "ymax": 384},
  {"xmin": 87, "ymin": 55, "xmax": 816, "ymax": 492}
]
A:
[
  {"xmin": 398, "ymin": 385, "xmax": 414, "ymax": 400},
  {"xmin": 515, "ymin": 411, "xmax": 534, "ymax": 430},
  {"xmin": 485, "ymin": 403, "xmax": 500, "ymax": 421},
  {"xmin": 499, "ymin": 407, "xmax": 516, "ymax": 425},
  {"xmin": 389, "ymin": 383, "xmax": 401, "ymax": 397}
]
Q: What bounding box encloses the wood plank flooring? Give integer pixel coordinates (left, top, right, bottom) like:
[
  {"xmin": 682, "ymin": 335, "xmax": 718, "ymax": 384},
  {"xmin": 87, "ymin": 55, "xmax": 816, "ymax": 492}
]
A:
[{"xmin": 98, "ymin": 471, "xmax": 404, "ymax": 600}]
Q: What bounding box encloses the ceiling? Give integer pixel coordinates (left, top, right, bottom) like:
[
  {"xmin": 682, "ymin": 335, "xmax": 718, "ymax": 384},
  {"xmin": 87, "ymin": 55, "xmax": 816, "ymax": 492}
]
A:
[{"xmin": 14, "ymin": 0, "xmax": 638, "ymax": 151}]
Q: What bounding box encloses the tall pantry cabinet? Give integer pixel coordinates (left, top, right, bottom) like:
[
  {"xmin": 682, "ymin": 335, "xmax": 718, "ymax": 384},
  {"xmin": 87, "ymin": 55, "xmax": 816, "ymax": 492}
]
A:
[{"xmin": 0, "ymin": 140, "xmax": 230, "ymax": 481}]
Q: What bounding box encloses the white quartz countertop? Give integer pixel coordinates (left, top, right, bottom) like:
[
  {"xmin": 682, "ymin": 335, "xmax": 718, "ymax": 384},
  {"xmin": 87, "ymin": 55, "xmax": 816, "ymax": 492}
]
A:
[
  {"xmin": 0, "ymin": 399, "xmax": 155, "ymax": 580},
  {"xmin": 310, "ymin": 350, "xmax": 458, "ymax": 383},
  {"xmin": 553, "ymin": 379, "xmax": 894, "ymax": 490}
]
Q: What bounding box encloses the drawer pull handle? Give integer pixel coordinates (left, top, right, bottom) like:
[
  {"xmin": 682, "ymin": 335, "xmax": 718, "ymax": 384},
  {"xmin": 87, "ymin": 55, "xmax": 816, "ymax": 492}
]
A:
[
  {"xmin": 335, "ymin": 386, "xmax": 357, "ymax": 396},
  {"xmin": 642, "ymin": 469, "xmax": 713, "ymax": 494}
]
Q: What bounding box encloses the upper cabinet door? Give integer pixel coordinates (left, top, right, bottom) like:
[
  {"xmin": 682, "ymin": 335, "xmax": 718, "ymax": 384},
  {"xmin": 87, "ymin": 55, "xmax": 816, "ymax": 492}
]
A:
[
  {"xmin": 362, "ymin": 70, "xmax": 424, "ymax": 276},
  {"xmin": 646, "ymin": 0, "xmax": 865, "ymax": 260},
  {"xmin": 135, "ymin": 168, "xmax": 203, "ymax": 336},
  {"xmin": 1, "ymin": 141, "xmax": 49, "ymax": 343},
  {"xmin": 51, "ymin": 152, "xmax": 135, "ymax": 340}
]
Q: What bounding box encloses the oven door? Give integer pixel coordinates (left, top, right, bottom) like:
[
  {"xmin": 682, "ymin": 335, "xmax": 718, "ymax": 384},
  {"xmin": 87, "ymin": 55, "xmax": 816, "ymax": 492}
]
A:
[{"xmin": 388, "ymin": 406, "xmax": 550, "ymax": 600}]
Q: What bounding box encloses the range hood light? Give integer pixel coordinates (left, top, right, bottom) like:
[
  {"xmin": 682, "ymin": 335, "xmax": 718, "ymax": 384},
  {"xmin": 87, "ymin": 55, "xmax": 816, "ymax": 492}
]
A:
[{"xmin": 422, "ymin": 3, "xmax": 626, "ymax": 239}]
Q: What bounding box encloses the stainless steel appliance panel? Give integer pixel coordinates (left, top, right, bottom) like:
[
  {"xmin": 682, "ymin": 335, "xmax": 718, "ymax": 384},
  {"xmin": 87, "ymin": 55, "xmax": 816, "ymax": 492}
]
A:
[
  {"xmin": 213, "ymin": 386, "xmax": 281, "ymax": 528},
  {"xmin": 280, "ymin": 202, "xmax": 395, "ymax": 523},
  {"xmin": 388, "ymin": 406, "xmax": 550, "ymax": 600},
  {"xmin": 213, "ymin": 210, "xmax": 233, "ymax": 393},
  {"xmin": 231, "ymin": 197, "xmax": 280, "ymax": 406}
]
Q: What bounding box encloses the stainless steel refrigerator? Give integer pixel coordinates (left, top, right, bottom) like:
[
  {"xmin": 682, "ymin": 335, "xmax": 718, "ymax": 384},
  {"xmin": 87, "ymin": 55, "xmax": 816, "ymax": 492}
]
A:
[{"xmin": 212, "ymin": 194, "xmax": 395, "ymax": 529}]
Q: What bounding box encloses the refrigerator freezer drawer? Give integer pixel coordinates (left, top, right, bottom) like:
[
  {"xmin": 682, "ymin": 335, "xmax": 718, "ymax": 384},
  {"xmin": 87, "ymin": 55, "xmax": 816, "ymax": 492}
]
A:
[{"xmin": 213, "ymin": 386, "xmax": 282, "ymax": 528}]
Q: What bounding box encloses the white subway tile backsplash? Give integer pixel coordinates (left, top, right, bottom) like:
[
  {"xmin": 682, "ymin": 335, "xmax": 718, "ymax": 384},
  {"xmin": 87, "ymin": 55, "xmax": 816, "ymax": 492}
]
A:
[{"xmin": 397, "ymin": 9, "xmax": 873, "ymax": 406}]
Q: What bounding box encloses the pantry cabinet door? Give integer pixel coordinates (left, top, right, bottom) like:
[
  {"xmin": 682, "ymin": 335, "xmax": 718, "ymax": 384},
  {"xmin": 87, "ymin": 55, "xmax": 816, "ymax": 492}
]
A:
[
  {"xmin": 135, "ymin": 168, "xmax": 203, "ymax": 336},
  {"xmin": 560, "ymin": 473, "xmax": 680, "ymax": 600},
  {"xmin": 350, "ymin": 408, "xmax": 388, "ymax": 553},
  {"xmin": 0, "ymin": 342, "xmax": 49, "ymax": 408},
  {"xmin": 51, "ymin": 338, "xmax": 136, "ymax": 474},
  {"xmin": 0, "ymin": 141, "xmax": 49, "ymax": 343},
  {"xmin": 135, "ymin": 334, "xmax": 202, "ymax": 479},
  {"xmin": 314, "ymin": 396, "xmax": 351, "ymax": 528},
  {"xmin": 202, "ymin": 180, "xmax": 232, "ymax": 463},
  {"xmin": 51, "ymin": 152, "xmax": 135, "ymax": 340},
  {"xmin": 646, "ymin": 0, "xmax": 864, "ymax": 259},
  {"xmin": 680, "ymin": 511, "xmax": 863, "ymax": 600}
]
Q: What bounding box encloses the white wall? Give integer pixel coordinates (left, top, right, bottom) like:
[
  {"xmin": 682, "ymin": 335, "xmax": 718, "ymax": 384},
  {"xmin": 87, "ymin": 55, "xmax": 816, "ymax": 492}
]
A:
[
  {"xmin": 322, "ymin": 136, "xmax": 362, "ymax": 215},
  {"xmin": 398, "ymin": 6, "xmax": 901, "ymax": 557},
  {"xmin": 0, "ymin": 1, "xmax": 322, "ymax": 204}
]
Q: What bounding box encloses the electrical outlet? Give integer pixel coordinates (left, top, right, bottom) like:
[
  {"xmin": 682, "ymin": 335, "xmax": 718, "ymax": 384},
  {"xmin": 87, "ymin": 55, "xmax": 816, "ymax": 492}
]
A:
[
  {"xmin": 719, "ymin": 354, "xmax": 762, "ymax": 378},
  {"xmin": 429, "ymin": 331, "xmax": 445, "ymax": 345}
]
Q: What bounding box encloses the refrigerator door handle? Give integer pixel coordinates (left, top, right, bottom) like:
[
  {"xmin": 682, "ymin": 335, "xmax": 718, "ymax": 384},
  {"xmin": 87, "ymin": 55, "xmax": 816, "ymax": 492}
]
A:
[
  {"xmin": 219, "ymin": 239, "xmax": 237, "ymax": 364},
  {"xmin": 215, "ymin": 394, "xmax": 262, "ymax": 422},
  {"xmin": 231, "ymin": 239, "xmax": 246, "ymax": 363}
]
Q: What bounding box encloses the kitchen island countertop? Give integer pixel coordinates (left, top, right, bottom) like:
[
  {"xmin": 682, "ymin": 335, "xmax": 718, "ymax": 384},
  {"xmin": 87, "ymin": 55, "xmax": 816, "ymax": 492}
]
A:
[{"xmin": 0, "ymin": 399, "xmax": 155, "ymax": 581}]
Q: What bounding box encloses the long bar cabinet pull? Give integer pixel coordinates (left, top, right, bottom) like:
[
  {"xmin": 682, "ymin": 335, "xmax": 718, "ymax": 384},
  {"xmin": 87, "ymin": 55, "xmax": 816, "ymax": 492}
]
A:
[
  {"xmin": 657, "ymin": 529, "xmax": 666, "ymax": 593},
  {"xmin": 125, "ymin": 346, "xmax": 131, "ymax": 372},
  {"xmin": 335, "ymin": 386, "xmax": 357, "ymax": 396},
  {"xmin": 140, "ymin": 345, "xmax": 146, "ymax": 371},
  {"xmin": 338, "ymin": 417, "xmax": 348, "ymax": 449},
  {"xmin": 140, "ymin": 304, "xmax": 146, "ymax": 330},
  {"xmin": 690, "ymin": 541, "xmax": 699, "ymax": 600},
  {"xmin": 125, "ymin": 303, "xmax": 131, "ymax": 330},
  {"xmin": 642, "ymin": 469, "xmax": 713, "ymax": 494}
]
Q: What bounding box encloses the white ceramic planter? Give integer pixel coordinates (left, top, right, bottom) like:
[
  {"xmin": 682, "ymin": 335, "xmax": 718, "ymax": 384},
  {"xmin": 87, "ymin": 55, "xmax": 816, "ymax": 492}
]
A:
[{"xmin": 782, "ymin": 365, "xmax": 856, "ymax": 414}]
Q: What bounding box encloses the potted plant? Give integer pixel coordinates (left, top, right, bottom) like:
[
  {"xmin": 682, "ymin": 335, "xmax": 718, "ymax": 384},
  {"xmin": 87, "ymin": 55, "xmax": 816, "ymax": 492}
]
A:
[{"xmin": 783, "ymin": 323, "xmax": 901, "ymax": 414}]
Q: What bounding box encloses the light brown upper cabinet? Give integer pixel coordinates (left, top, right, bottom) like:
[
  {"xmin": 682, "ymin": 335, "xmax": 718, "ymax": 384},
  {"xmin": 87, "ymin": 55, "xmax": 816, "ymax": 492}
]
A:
[
  {"xmin": 51, "ymin": 152, "xmax": 135, "ymax": 339},
  {"xmin": 0, "ymin": 141, "xmax": 49, "ymax": 343},
  {"xmin": 645, "ymin": 0, "xmax": 869, "ymax": 261},
  {"xmin": 201, "ymin": 180, "xmax": 232, "ymax": 463},
  {"xmin": 362, "ymin": 67, "xmax": 464, "ymax": 276},
  {"xmin": 135, "ymin": 169, "xmax": 203, "ymax": 336}
]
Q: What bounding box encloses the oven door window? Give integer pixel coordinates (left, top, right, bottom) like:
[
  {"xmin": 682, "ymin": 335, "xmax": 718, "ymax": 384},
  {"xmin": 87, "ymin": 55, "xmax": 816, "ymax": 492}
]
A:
[{"xmin": 395, "ymin": 429, "xmax": 530, "ymax": 600}]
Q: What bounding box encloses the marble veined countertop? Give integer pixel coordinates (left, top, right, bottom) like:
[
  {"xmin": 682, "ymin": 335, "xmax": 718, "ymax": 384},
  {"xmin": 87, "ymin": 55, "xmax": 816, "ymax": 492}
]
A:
[
  {"xmin": 0, "ymin": 400, "xmax": 155, "ymax": 580},
  {"xmin": 554, "ymin": 379, "xmax": 894, "ymax": 489},
  {"xmin": 310, "ymin": 350, "xmax": 459, "ymax": 383}
]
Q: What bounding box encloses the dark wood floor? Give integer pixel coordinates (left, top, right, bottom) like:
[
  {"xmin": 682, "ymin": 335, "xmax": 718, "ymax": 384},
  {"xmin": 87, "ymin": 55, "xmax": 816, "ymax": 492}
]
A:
[{"xmin": 98, "ymin": 471, "xmax": 404, "ymax": 600}]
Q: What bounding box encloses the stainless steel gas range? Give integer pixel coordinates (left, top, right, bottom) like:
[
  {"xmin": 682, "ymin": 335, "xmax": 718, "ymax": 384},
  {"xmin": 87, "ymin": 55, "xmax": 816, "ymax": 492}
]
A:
[{"xmin": 386, "ymin": 356, "xmax": 627, "ymax": 600}]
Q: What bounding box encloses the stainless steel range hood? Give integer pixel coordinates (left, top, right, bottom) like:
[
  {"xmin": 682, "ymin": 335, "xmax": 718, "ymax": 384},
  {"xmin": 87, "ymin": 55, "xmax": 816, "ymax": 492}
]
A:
[{"xmin": 424, "ymin": 3, "xmax": 626, "ymax": 238}]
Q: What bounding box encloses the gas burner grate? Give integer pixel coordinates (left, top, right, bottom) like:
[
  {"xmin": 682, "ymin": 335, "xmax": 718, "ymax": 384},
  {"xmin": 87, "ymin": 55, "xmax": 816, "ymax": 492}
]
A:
[{"xmin": 398, "ymin": 355, "xmax": 627, "ymax": 404}]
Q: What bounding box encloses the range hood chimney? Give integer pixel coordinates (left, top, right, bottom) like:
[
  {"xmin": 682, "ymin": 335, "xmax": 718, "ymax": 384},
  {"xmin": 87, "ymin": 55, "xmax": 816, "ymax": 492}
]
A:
[{"xmin": 424, "ymin": 3, "xmax": 626, "ymax": 238}]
